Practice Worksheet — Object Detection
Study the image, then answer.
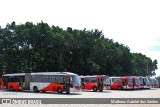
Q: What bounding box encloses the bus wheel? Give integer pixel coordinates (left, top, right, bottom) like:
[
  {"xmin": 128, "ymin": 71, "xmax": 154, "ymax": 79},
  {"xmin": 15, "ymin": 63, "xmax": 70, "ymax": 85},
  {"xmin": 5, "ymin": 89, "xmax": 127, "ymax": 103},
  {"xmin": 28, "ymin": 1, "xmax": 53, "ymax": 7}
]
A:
[
  {"xmin": 42, "ymin": 91, "xmax": 46, "ymax": 93},
  {"xmin": 93, "ymin": 87, "xmax": 97, "ymax": 92},
  {"xmin": 33, "ymin": 86, "xmax": 38, "ymax": 92},
  {"xmin": 66, "ymin": 91, "xmax": 70, "ymax": 94},
  {"xmin": 118, "ymin": 86, "xmax": 122, "ymax": 90},
  {"xmin": 57, "ymin": 87, "xmax": 63, "ymax": 94},
  {"xmin": 10, "ymin": 86, "xmax": 14, "ymax": 91},
  {"xmin": 99, "ymin": 89, "xmax": 103, "ymax": 92}
]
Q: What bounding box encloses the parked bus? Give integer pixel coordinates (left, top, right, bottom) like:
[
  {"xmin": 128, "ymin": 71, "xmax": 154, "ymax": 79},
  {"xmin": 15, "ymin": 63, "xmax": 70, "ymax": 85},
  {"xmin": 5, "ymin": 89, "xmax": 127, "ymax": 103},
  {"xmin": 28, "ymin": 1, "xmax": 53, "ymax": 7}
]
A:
[
  {"xmin": 142, "ymin": 77, "xmax": 151, "ymax": 89},
  {"xmin": 1, "ymin": 72, "xmax": 81, "ymax": 94},
  {"xmin": 109, "ymin": 76, "xmax": 133, "ymax": 90},
  {"xmin": 147, "ymin": 76, "xmax": 154, "ymax": 88},
  {"xmin": 139, "ymin": 76, "xmax": 150, "ymax": 89},
  {"xmin": 132, "ymin": 76, "xmax": 140, "ymax": 89},
  {"xmin": 120, "ymin": 76, "xmax": 133, "ymax": 90},
  {"xmin": 149, "ymin": 77, "xmax": 159, "ymax": 88},
  {"xmin": 109, "ymin": 77, "xmax": 121, "ymax": 90},
  {"xmin": 80, "ymin": 75, "xmax": 105, "ymax": 92}
]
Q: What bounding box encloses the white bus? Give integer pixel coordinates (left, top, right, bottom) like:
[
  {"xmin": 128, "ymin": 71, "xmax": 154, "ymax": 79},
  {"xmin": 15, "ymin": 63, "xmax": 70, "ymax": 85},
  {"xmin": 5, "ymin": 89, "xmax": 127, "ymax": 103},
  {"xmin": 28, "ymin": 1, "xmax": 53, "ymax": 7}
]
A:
[{"xmin": 2, "ymin": 72, "xmax": 81, "ymax": 94}]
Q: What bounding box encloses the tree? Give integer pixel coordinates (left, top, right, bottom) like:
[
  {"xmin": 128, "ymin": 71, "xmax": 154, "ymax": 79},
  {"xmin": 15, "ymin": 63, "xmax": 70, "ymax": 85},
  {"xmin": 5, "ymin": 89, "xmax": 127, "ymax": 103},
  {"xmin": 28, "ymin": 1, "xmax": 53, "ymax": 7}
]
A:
[{"xmin": 0, "ymin": 21, "xmax": 158, "ymax": 77}]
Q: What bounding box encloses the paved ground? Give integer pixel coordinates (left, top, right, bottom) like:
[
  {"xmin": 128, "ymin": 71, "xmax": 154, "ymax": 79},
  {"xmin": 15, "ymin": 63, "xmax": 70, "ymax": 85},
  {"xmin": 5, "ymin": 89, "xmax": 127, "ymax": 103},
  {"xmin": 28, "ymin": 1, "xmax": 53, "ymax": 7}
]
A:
[{"xmin": 0, "ymin": 88, "xmax": 160, "ymax": 107}]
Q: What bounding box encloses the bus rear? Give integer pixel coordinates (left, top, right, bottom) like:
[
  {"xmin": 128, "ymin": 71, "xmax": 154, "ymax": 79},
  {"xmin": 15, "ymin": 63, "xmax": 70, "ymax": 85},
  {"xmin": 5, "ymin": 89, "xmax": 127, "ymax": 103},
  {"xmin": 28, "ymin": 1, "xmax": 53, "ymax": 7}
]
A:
[{"xmin": 2, "ymin": 73, "xmax": 25, "ymax": 91}]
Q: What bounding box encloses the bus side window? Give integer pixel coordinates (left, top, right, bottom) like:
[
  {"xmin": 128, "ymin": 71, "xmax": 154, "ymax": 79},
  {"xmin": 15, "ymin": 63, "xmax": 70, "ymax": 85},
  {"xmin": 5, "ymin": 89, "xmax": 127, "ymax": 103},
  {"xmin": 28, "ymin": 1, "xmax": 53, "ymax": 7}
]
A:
[
  {"xmin": 43, "ymin": 75, "xmax": 49, "ymax": 83},
  {"xmin": 49, "ymin": 76, "xmax": 54, "ymax": 82},
  {"xmin": 31, "ymin": 76, "xmax": 35, "ymax": 82},
  {"xmin": 86, "ymin": 78, "xmax": 92, "ymax": 82},
  {"xmin": 52, "ymin": 76, "xmax": 55, "ymax": 82},
  {"xmin": 85, "ymin": 78, "xmax": 89, "ymax": 82},
  {"xmin": 91, "ymin": 77, "xmax": 96, "ymax": 82},
  {"xmin": 56, "ymin": 76, "xmax": 63, "ymax": 83}
]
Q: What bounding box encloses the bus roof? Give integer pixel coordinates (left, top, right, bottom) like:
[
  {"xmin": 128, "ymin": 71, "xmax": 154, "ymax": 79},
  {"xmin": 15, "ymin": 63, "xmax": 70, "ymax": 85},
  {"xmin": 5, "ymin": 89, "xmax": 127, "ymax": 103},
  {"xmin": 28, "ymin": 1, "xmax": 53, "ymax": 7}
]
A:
[
  {"xmin": 109, "ymin": 77, "xmax": 120, "ymax": 78},
  {"xmin": 31, "ymin": 72, "xmax": 77, "ymax": 75},
  {"xmin": 3, "ymin": 72, "xmax": 77, "ymax": 76},
  {"xmin": 79, "ymin": 75, "xmax": 105, "ymax": 78},
  {"xmin": 3, "ymin": 73, "xmax": 25, "ymax": 76}
]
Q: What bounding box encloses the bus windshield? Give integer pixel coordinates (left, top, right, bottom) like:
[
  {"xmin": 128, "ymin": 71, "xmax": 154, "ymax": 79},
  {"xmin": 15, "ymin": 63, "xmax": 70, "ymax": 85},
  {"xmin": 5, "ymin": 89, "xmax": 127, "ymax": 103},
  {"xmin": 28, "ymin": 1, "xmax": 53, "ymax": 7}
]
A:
[
  {"xmin": 104, "ymin": 78, "xmax": 110, "ymax": 85},
  {"xmin": 112, "ymin": 78, "xmax": 120, "ymax": 83},
  {"xmin": 128, "ymin": 79, "xmax": 133, "ymax": 84},
  {"xmin": 139, "ymin": 77, "xmax": 143, "ymax": 84},
  {"xmin": 71, "ymin": 75, "xmax": 81, "ymax": 87},
  {"xmin": 135, "ymin": 78, "xmax": 140, "ymax": 84},
  {"xmin": 144, "ymin": 78, "xmax": 150, "ymax": 85}
]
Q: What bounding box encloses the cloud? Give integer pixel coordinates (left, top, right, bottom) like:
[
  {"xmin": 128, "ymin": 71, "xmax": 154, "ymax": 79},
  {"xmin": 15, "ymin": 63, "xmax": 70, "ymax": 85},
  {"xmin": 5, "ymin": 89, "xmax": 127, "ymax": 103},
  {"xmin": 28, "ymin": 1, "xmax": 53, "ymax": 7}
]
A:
[{"xmin": 149, "ymin": 46, "xmax": 160, "ymax": 51}]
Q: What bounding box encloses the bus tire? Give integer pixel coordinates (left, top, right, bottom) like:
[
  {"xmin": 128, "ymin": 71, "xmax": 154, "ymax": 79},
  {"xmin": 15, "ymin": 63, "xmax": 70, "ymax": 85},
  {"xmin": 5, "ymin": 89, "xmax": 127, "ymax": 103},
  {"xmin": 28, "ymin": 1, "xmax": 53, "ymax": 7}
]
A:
[
  {"xmin": 118, "ymin": 86, "xmax": 122, "ymax": 90},
  {"xmin": 10, "ymin": 86, "xmax": 14, "ymax": 91},
  {"xmin": 99, "ymin": 89, "xmax": 103, "ymax": 92},
  {"xmin": 66, "ymin": 91, "xmax": 70, "ymax": 94},
  {"xmin": 42, "ymin": 91, "xmax": 46, "ymax": 93},
  {"xmin": 33, "ymin": 86, "xmax": 38, "ymax": 92},
  {"xmin": 57, "ymin": 87, "xmax": 63, "ymax": 94},
  {"xmin": 93, "ymin": 87, "xmax": 97, "ymax": 92}
]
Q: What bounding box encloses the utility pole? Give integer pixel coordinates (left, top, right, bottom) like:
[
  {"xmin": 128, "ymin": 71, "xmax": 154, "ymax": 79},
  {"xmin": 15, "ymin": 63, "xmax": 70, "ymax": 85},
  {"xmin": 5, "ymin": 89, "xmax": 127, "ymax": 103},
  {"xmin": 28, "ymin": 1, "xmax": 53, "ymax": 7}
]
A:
[{"xmin": 147, "ymin": 60, "xmax": 148, "ymax": 76}]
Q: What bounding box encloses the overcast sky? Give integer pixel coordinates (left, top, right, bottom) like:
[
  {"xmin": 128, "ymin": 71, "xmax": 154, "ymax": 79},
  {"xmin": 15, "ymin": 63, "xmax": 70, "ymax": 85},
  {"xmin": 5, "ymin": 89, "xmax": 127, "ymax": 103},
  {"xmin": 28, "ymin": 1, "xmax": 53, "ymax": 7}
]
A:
[{"xmin": 0, "ymin": 0, "xmax": 160, "ymax": 76}]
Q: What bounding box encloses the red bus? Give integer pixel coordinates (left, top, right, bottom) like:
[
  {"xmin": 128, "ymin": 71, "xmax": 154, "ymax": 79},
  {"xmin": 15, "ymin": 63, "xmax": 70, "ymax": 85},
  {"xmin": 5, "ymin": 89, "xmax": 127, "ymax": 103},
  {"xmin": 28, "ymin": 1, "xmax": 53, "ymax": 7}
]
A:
[
  {"xmin": 109, "ymin": 76, "xmax": 133, "ymax": 90},
  {"xmin": 149, "ymin": 77, "xmax": 159, "ymax": 88},
  {"xmin": 132, "ymin": 76, "xmax": 140, "ymax": 89},
  {"xmin": 80, "ymin": 75, "xmax": 105, "ymax": 92},
  {"xmin": 2, "ymin": 72, "xmax": 81, "ymax": 94}
]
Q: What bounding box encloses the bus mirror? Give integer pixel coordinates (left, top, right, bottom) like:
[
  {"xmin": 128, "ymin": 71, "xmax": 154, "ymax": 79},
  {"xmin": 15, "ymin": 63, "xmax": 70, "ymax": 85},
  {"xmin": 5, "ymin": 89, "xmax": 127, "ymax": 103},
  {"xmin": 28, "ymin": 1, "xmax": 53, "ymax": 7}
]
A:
[{"xmin": 70, "ymin": 77, "xmax": 72, "ymax": 81}]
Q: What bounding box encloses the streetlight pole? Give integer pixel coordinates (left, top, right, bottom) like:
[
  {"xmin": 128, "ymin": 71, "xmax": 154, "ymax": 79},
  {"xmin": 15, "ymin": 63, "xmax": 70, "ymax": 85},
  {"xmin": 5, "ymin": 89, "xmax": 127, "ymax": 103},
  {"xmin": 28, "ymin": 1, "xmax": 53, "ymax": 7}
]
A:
[{"xmin": 147, "ymin": 60, "xmax": 148, "ymax": 76}]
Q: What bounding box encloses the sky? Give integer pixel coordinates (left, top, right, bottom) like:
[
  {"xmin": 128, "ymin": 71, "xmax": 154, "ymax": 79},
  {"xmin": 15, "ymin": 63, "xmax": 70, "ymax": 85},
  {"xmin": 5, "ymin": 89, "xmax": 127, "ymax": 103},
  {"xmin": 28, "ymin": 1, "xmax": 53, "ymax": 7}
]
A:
[{"xmin": 0, "ymin": 0, "xmax": 160, "ymax": 76}]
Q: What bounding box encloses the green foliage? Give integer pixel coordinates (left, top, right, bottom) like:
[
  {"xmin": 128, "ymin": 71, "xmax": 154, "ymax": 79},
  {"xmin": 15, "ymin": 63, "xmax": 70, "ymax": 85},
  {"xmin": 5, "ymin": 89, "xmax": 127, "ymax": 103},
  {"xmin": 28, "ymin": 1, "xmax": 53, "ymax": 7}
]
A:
[
  {"xmin": 0, "ymin": 22, "xmax": 158, "ymax": 76},
  {"xmin": 156, "ymin": 76, "xmax": 160, "ymax": 82}
]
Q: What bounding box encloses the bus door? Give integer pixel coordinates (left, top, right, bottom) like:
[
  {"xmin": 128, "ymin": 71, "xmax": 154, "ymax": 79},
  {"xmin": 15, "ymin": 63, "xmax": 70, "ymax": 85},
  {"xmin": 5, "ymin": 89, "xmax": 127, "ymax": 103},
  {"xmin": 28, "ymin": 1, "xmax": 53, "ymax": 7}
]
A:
[
  {"xmin": 98, "ymin": 78, "xmax": 103, "ymax": 92},
  {"xmin": 81, "ymin": 78, "xmax": 85, "ymax": 89},
  {"xmin": 133, "ymin": 78, "xmax": 135, "ymax": 89},
  {"xmin": 25, "ymin": 73, "xmax": 31, "ymax": 90},
  {"xmin": 64, "ymin": 76, "xmax": 70, "ymax": 93},
  {"xmin": 19, "ymin": 76, "xmax": 25, "ymax": 90},
  {"xmin": 3, "ymin": 76, "xmax": 8, "ymax": 90},
  {"xmin": 122, "ymin": 79, "xmax": 127, "ymax": 89}
]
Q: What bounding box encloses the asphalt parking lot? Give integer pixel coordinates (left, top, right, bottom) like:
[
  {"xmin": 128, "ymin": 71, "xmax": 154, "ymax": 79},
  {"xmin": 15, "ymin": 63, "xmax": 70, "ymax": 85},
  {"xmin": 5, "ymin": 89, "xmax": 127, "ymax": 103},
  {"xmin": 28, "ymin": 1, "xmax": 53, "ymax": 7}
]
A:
[{"xmin": 0, "ymin": 88, "xmax": 160, "ymax": 107}]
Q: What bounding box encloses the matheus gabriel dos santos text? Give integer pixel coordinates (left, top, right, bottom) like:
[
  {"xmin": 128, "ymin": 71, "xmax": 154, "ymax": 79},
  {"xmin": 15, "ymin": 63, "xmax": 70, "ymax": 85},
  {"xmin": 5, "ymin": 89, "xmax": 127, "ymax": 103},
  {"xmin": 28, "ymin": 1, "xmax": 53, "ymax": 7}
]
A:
[{"xmin": 111, "ymin": 99, "xmax": 158, "ymax": 104}]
